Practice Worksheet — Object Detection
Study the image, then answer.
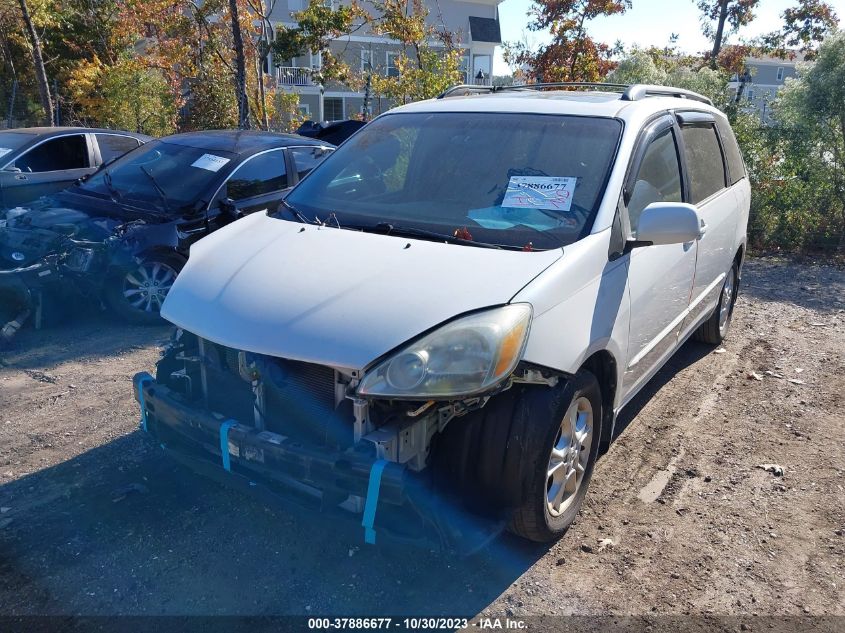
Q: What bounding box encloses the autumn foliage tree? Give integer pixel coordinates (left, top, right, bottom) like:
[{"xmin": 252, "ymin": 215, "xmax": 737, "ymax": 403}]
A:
[
  {"xmin": 762, "ymin": 0, "xmax": 839, "ymax": 59},
  {"xmin": 694, "ymin": 0, "xmax": 760, "ymax": 67},
  {"xmin": 504, "ymin": 0, "xmax": 629, "ymax": 83}
]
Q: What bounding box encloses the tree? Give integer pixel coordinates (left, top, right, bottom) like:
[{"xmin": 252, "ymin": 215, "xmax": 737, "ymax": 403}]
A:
[
  {"xmin": 606, "ymin": 47, "xmax": 732, "ymax": 111},
  {"xmin": 505, "ymin": 0, "xmax": 629, "ymax": 82},
  {"xmin": 694, "ymin": 0, "xmax": 760, "ymax": 68},
  {"xmin": 228, "ymin": 0, "xmax": 250, "ymax": 129},
  {"xmin": 66, "ymin": 55, "xmax": 177, "ymax": 135},
  {"xmin": 15, "ymin": 0, "xmax": 52, "ymax": 124},
  {"xmin": 762, "ymin": 0, "xmax": 839, "ymax": 60},
  {"xmin": 369, "ymin": 0, "xmax": 463, "ymax": 104},
  {"xmin": 771, "ymin": 30, "xmax": 845, "ymax": 246}
]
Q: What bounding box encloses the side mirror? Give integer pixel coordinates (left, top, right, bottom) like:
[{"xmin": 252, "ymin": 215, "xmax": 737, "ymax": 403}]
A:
[
  {"xmin": 5, "ymin": 167, "xmax": 22, "ymax": 174},
  {"xmin": 630, "ymin": 202, "xmax": 702, "ymax": 249},
  {"xmin": 219, "ymin": 197, "xmax": 239, "ymax": 219}
]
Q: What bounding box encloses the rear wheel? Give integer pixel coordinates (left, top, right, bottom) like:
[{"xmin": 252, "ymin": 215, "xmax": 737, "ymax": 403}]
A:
[
  {"xmin": 105, "ymin": 253, "xmax": 184, "ymax": 324},
  {"xmin": 694, "ymin": 261, "xmax": 738, "ymax": 345}
]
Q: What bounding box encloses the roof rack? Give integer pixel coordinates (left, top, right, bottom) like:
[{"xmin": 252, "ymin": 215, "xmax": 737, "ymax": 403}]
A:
[{"xmin": 436, "ymin": 82, "xmax": 713, "ymax": 106}]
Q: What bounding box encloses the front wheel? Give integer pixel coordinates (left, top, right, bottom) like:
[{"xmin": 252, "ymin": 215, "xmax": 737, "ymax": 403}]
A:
[
  {"xmin": 105, "ymin": 253, "xmax": 184, "ymax": 324},
  {"xmin": 509, "ymin": 371, "xmax": 603, "ymax": 542}
]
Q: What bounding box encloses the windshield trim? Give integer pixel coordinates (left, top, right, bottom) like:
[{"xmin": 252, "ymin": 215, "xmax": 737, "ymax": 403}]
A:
[{"xmin": 286, "ymin": 110, "xmax": 625, "ymax": 249}]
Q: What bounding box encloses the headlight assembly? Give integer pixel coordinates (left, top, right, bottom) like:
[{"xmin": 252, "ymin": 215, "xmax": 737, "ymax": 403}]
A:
[
  {"xmin": 357, "ymin": 304, "xmax": 532, "ymax": 399},
  {"xmin": 64, "ymin": 247, "xmax": 97, "ymax": 272}
]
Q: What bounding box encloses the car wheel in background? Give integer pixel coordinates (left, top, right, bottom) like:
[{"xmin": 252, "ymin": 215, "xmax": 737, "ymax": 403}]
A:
[{"xmin": 105, "ymin": 253, "xmax": 184, "ymax": 325}]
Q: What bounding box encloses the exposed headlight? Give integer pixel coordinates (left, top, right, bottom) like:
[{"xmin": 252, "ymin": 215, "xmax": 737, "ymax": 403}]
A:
[
  {"xmin": 64, "ymin": 247, "xmax": 97, "ymax": 272},
  {"xmin": 357, "ymin": 304, "xmax": 532, "ymax": 399}
]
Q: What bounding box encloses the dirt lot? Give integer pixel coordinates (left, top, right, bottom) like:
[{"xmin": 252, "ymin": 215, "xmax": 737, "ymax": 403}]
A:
[{"xmin": 0, "ymin": 257, "xmax": 843, "ymax": 624}]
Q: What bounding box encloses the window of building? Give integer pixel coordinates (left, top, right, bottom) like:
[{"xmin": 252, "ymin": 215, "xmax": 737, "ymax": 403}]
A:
[
  {"xmin": 746, "ymin": 90, "xmax": 754, "ymax": 101},
  {"xmin": 361, "ymin": 49, "xmax": 373, "ymax": 72},
  {"xmin": 777, "ymin": 67, "xmax": 784, "ymax": 81},
  {"xmin": 627, "ymin": 128, "xmax": 682, "ymax": 237},
  {"xmin": 459, "ymin": 56, "xmax": 469, "ymax": 83},
  {"xmin": 680, "ymin": 125, "xmax": 727, "ymax": 204},
  {"xmin": 386, "ymin": 52, "xmax": 400, "ymax": 77},
  {"xmin": 324, "ymin": 97, "xmax": 344, "ymax": 121},
  {"xmin": 224, "ymin": 150, "xmax": 288, "ymax": 201},
  {"xmin": 298, "ymin": 104, "xmax": 310, "ymax": 118}
]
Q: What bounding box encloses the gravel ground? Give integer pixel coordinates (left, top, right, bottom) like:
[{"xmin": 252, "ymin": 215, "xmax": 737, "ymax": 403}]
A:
[{"xmin": 0, "ymin": 256, "xmax": 843, "ymax": 624}]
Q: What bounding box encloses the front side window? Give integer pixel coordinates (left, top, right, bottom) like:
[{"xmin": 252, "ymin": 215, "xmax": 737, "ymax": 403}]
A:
[
  {"xmin": 223, "ymin": 150, "xmax": 288, "ymax": 201},
  {"xmin": 14, "ymin": 135, "xmax": 88, "ymax": 172},
  {"xmin": 627, "ymin": 128, "xmax": 683, "ymax": 237},
  {"xmin": 79, "ymin": 140, "xmax": 235, "ymax": 212},
  {"xmin": 284, "ymin": 112, "xmax": 623, "ymax": 250},
  {"xmin": 680, "ymin": 125, "xmax": 727, "ymax": 204}
]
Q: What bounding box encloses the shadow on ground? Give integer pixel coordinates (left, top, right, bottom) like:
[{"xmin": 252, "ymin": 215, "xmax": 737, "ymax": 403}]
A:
[
  {"xmin": 0, "ymin": 309, "xmax": 171, "ymax": 370},
  {"xmin": 0, "ymin": 428, "xmax": 546, "ymax": 616}
]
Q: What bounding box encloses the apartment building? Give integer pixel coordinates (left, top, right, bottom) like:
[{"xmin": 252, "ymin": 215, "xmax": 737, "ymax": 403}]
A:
[
  {"xmin": 728, "ymin": 55, "xmax": 802, "ymax": 124},
  {"xmin": 269, "ymin": 0, "xmax": 503, "ymax": 122}
]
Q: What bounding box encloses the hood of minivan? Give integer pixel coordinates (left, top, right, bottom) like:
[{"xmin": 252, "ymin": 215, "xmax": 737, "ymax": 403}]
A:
[{"xmin": 162, "ymin": 212, "xmax": 562, "ymax": 369}]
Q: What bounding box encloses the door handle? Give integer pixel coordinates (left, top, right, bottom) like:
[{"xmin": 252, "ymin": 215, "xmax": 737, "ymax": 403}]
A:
[
  {"xmin": 14, "ymin": 174, "xmax": 27, "ymax": 181},
  {"xmin": 699, "ymin": 219, "xmax": 707, "ymax": 238}
]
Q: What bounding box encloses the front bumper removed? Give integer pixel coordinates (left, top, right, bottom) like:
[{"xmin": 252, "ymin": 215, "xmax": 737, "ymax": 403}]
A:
[{"xmin": 132, "ymin": 372, "xmax": 502, "ymax": 552}]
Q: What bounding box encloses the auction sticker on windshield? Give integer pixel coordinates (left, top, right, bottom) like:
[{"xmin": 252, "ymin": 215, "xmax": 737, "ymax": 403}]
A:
[
  {"xmin": 501, "ymin": 176, "xmax": 577, "ymax": 212},
  {"xmin": 0, "ymin": 148, "xmax": 13, "ymax": 159},
  {"xmin": 191, "ymin": 154, "xmax": 231, "ymax": 172}
]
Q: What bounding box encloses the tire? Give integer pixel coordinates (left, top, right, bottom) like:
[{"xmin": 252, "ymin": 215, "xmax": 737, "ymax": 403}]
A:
[
  {"xmin": 431, "ymin": 371, "xmax": 603, "ymax": 543},
  {"xmin": 508, "ymin": 371, "xmax": 603, "ymax": 542},
  {"xmin": 104, "ymin": 252, "xmax": 184, "ymax": 325},
  {"xmin": 693, "ymin": 261, "xmax": 739, "ymax": 345}
]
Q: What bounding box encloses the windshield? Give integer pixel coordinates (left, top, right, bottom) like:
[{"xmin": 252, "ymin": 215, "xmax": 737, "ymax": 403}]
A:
[
  {"xmin": 0, "ymin": 132, "xmax": 35, "ymax": 161},
  {"xmin": 284, "ymin": 112, "xmax": 623, "ymax": 249},
  {"xmin": 78, "ymin": 140, "xmax": 235, "ymax": 212}
]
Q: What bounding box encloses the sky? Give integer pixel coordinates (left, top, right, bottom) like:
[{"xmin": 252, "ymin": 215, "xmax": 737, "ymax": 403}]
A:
[{"xmin": 493, "ymin": 0, "xmax": 845, "ymax": 75}]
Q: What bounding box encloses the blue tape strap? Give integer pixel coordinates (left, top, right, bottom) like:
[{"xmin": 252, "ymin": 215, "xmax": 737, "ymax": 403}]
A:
[
  {"xmin": 136, "ymin": 375, "xmax": 154, "ymax": 432},
  {"xmin": 362, "ymin": 459, "xmax": 388, "ymax": 545},
  {"xmin": 219, "ymin": 420, "xmax": 237, "ymax": 472}
]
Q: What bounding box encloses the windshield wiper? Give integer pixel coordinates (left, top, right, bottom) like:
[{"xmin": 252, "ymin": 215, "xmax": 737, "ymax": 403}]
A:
[
  {"xmin": 102, "ymin": 170, "xmax": 122, "ymax": 204},
  {"xmin": 277, "ymin": 199, "xmax": 320, "ymax": 224},
  {"xmin": 364, "ymin": 222, "xmax": 507, "ymax": 250},
  {"xmin": 139, "ymin": 165, "xmax": 171, "ymax": 212}
]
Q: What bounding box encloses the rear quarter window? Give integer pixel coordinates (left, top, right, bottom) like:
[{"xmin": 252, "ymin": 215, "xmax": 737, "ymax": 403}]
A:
[
  {"xmin": 680, "ymin": 125, "xmax": 727, "ymax": 204},
  {"xmin": 715, "ymin": 119, "xmax": 746, "ymax": 185}
]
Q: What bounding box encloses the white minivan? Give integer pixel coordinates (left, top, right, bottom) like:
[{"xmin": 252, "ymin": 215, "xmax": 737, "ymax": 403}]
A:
[{"xmin": 134, "ymin": 83, "xmax": 749, "ymax": 547}]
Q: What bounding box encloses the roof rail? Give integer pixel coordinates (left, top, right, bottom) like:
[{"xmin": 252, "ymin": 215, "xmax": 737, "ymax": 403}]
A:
[
  {"xmin": 436, "ymin": 81, "xmax": 713, "ymax": 106},
  {"xmin": 621, "ymin": 84, "xmax": 713, "ymax": 106},
  {"xmin": 437, "ymin": 84, "xmax": 497, "ymax": 98}
]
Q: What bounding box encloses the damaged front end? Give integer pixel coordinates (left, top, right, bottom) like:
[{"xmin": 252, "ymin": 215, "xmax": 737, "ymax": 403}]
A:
[
  {"xmin": 134, "ymin": 326, "xmax": 559, "ymax": 552},
  {"xmin": 0, "ymin": 208, "xmax": 159, "ymax": 342}
]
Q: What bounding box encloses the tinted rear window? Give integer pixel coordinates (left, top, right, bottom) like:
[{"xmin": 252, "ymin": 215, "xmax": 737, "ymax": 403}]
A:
[
  {"xmin": 715, "ymin": 119, "xmax": 746, "ymax": 185},
  {"xmin": 680, "ymin": 125, "xmax": 727, "ymax": 204}
]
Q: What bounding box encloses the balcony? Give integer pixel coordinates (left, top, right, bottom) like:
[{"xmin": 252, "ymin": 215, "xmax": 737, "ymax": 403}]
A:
[{"xmin": 276, "ymin": 66, "xmax": 314, "ymax": 87}]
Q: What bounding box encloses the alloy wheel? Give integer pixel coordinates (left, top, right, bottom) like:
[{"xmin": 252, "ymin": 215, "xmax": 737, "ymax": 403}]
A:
[
  {"xmin": 546, "ymin": 396, "xmax": 593, "ymax": 517},
  {"xmin": 122, "ymin": 261, "xmax": 177, "ymax": 314}
]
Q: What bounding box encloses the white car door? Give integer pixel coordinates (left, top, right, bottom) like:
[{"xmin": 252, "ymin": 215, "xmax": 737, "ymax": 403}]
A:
[
  {"xmin": 675, "ymin": 112, "xmax": 739, "ymax": 331},
  {"xmin": 619, "ymin": 115, "xmax": 698, "ymax": 402}
]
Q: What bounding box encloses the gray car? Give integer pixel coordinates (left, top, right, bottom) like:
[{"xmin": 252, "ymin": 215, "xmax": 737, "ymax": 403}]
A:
[{"xmin": 0, "ymin": 127, "xmax": 152, "ymax": 208}]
